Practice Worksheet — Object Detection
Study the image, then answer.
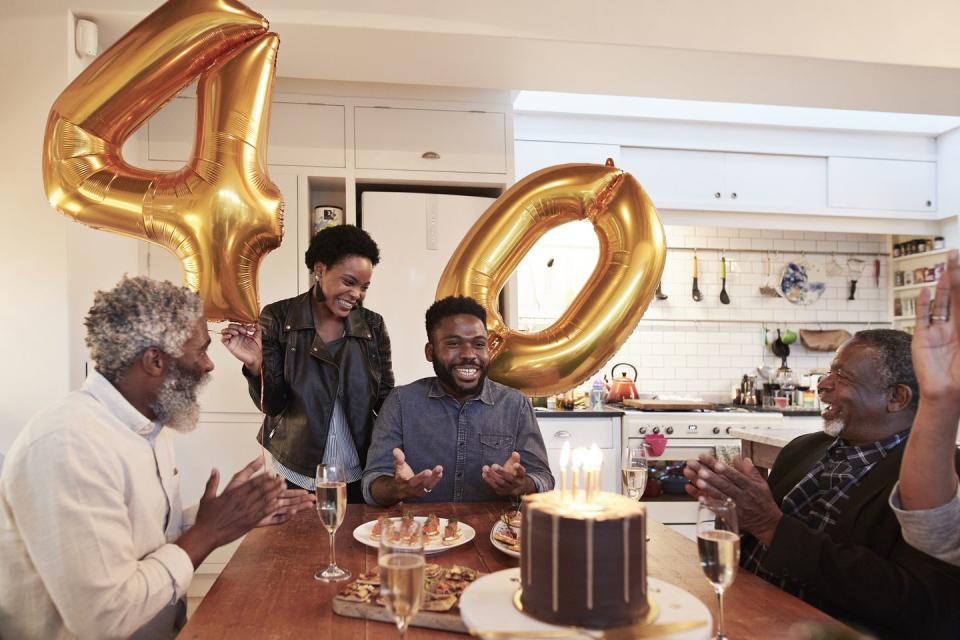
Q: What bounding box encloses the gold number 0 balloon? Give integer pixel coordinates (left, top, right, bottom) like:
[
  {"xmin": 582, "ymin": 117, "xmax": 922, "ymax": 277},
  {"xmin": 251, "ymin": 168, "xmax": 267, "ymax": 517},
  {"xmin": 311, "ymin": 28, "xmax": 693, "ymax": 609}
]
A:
[
  {"xmin": 436, "ymin": 163, "xmax": 666, "ymax": 397},
  {"xmin": 42, "ymin": 0, "xmax": 283, "ymax": 323}
]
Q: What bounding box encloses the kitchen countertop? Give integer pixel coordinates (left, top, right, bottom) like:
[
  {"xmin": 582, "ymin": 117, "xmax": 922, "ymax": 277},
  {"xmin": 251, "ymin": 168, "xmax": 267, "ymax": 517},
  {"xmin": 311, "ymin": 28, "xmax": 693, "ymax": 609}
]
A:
[
  {"xmin": 730, "ymin": 423, "xmax": 822, "ymax": 447},
  {"xmin": 533, "ymin": 409, "xmax": 624, "ymax": 417}
]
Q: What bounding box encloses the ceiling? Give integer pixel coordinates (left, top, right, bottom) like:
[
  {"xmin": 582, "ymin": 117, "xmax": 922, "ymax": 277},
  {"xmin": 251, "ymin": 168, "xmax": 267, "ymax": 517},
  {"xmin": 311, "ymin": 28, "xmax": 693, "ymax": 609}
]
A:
[{"xmin": 48, "ymin": 0, "xmax": 960, "ymax": 116}]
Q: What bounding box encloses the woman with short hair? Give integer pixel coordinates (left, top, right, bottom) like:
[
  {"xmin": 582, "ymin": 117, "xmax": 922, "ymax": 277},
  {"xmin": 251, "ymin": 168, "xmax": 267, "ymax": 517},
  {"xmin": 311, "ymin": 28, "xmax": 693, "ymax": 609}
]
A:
[{"xmin": 222, "ymin": 224, "xmax": 394, "ymax": 503}]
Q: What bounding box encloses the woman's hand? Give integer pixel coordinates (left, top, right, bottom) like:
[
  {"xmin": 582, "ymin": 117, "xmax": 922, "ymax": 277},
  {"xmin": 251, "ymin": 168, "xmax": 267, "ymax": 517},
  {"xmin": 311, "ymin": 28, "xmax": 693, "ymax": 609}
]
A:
[{"xmin": 220, "ymin": 323, "xmax": 262, "ymax": 372}]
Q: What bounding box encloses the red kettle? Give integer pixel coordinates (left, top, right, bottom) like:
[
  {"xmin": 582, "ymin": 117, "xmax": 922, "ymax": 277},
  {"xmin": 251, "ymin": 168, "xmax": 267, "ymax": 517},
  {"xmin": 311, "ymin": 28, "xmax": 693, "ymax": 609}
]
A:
[{"xmin": 606, "ymin": 363, "xmax": 639, "ymax": 403}]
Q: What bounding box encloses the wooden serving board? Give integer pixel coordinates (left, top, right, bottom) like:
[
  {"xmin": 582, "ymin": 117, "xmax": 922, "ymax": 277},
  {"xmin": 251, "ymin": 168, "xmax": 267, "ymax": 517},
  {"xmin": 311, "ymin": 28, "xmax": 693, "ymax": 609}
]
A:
[
  {"xmin": 332, "ymin": 597, "xmax": 467, "ymax": 634},
  {"xmin": 622, "ymin": 398, "xmax": 715, "ymax": 411}
]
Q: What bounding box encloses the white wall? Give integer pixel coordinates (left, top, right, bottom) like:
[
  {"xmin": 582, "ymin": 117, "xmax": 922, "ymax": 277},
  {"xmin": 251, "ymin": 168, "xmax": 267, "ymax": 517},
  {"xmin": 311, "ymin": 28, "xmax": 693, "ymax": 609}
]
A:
[
  {"xmin": 0, "ymin": 13, "xmax": 71, "ymax": 452},
  {"xmin": 517, "ymin": 225, "xmax": 889, "ymax": 398}
]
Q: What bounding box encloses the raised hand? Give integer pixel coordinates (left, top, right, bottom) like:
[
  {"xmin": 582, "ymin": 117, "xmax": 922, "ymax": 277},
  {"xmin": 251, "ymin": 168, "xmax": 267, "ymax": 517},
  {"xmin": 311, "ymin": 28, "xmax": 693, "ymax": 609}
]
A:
[
  {"xmin": 176, "ymin": 457, "xmax": 287, "ymax": 567},
  {"xmin": 393, "ymin": 448, "xmax": 443, "ymax": 499},
  {"xmin": 684, "ymin": 455, "xmax": 782, "ymax": 546},
  {"xmin": 482, "ymin": 451, "xmax": 529, "ymax": 497},
  {"xmin": 912, "ymin": 250, "xmax": 960, "ymax": 402},
  {"xmin": 220, "ymin": 323, "xmax": 262, "ymax": 372}
]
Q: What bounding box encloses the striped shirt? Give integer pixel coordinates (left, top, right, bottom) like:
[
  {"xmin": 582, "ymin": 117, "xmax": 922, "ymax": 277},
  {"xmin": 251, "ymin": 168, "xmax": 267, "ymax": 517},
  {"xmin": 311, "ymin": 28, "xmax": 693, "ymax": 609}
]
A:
[
  {"xmin": 272, "ymin": 335, "xmax": 362, "ymax": 489},
  {"xmin": 741, "ymin": 429, "xmax": 910, "ymax": 600}
]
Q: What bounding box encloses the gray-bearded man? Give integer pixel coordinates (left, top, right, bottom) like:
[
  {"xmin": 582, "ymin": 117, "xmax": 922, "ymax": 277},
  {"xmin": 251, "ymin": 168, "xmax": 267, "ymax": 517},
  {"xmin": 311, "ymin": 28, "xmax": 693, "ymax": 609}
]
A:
[{"xmin": 0, "ymin": 276, "xmax": 313, "ymax": 639}]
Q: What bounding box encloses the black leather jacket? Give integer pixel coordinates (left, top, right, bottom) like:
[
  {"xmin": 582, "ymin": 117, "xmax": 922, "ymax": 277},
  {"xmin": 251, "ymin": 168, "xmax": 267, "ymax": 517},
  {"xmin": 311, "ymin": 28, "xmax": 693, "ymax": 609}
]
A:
[{"xmin": 244, "ymin": 288, "xmax": 394, "ymax": 477}]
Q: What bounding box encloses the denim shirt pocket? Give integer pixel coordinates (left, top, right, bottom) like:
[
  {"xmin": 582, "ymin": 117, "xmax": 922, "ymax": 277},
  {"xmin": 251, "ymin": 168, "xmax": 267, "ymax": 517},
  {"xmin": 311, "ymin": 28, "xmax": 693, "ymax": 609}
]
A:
[{"xmin": 479, "ymin": 433, "xmax": 515, "ymax": 466}]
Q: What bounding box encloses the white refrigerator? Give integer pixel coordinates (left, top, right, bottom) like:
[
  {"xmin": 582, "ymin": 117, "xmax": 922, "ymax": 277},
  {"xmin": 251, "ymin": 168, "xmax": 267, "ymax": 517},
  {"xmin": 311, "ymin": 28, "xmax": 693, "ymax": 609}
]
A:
[{"xmin": 361, "ymin": 191, "xmax": 496, "ymax": 385}]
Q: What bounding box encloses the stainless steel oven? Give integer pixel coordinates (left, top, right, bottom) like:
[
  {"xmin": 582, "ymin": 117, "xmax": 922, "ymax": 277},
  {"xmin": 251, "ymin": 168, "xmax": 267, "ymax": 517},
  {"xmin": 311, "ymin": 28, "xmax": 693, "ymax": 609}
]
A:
[{"xmin": 622, "ymin": 411, "xmax": 781, "ymax": 539}]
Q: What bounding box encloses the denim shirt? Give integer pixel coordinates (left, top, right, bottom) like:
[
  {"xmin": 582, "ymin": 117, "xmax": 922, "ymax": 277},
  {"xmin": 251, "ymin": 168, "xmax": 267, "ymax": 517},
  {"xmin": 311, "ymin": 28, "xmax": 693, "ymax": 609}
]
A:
[{"xmin": 362, "ymin": 378, "xmax": 554, "ymax": 504}]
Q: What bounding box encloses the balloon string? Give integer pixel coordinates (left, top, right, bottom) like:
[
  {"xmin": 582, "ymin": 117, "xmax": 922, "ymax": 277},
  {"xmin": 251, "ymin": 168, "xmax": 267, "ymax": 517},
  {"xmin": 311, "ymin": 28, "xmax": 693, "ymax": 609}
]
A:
[{"xmin": 259, "ymin": 359, "xmax": 270, "ymax": 476}]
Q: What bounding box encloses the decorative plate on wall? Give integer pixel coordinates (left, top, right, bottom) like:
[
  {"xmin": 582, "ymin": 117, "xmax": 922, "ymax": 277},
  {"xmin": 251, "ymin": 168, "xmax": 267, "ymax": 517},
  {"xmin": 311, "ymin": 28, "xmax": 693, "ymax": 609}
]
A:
[{"xmin": 779, "ymin": 262, "xmax": 826, "ymax": 305}]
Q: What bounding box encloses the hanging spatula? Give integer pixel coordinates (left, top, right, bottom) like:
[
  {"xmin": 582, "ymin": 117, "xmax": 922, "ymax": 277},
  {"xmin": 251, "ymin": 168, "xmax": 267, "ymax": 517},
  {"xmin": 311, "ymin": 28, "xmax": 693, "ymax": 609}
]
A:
[
  {"xmin": 847, "ymin": 257, "xmax": 865, "ymax": 300},
  {"xmin": 655, "ymin": 281, "xmax": 668, "ymax": 300},
  {"xmin": 692, "ymin": 251, "xmax": 703, "ymax": 302},
  {"xmin": 719, "ymin": 253, "xmax": 730, "ymax": 304}
]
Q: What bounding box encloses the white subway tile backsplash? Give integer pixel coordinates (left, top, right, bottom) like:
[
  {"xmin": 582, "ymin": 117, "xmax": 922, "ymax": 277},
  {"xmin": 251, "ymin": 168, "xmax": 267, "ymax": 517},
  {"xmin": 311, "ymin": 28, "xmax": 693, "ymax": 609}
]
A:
[{"xmin": 520, "ymin": 224, "xmax": 891, "ymax": 397}]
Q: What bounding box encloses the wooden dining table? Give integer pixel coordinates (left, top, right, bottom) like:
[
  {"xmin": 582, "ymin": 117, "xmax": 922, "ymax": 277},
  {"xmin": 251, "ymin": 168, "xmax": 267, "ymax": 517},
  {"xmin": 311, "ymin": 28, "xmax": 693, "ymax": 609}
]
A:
[{"xmin": 180, "ymin": 502, "xmax": 855, "ymax": 639}]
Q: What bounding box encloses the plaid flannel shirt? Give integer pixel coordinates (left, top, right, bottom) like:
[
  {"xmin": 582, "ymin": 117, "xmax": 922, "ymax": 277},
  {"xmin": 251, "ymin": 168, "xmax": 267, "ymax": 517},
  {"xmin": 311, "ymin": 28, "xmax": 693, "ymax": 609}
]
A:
[{"xmin": 740, "ymin": 429, "xmax": 910, "ymax": 601}]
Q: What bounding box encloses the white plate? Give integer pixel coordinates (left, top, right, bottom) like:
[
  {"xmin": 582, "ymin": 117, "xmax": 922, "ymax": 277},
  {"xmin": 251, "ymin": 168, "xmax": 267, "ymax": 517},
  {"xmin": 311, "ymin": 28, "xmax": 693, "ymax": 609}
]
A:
[
  {"xmin": 489, "ymin": 521, "xmax": 520, "ymax": 558},
  {"xmin": 352, "ymin": 516, "xmax": 475, "ymax": 554},
  {"xmin": 460, "ymin": 568, "xmax": 712, "ymax": 640}
]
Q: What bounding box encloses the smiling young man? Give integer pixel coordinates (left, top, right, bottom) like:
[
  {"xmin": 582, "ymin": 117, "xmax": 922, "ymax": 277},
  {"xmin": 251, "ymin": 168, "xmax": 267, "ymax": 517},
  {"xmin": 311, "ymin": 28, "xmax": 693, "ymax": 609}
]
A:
[
  {"xmin": 683, "ymin": 329, "xmax": 960, "ymax": 638},
  {"xmin": 362, "ymin": 296, "xmax": 554, "ymax": 506}
]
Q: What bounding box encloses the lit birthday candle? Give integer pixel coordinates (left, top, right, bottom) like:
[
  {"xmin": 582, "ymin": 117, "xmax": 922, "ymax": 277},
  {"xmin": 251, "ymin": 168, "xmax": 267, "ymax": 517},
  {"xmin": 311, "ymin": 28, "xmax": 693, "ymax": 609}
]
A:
[
  {"xmin": 571, "ymin": 447, "xmax": 584, "ymax": 503},
  {"xmin": 559, "ymin": 441, "xmax": 571, "ymax": 502}
]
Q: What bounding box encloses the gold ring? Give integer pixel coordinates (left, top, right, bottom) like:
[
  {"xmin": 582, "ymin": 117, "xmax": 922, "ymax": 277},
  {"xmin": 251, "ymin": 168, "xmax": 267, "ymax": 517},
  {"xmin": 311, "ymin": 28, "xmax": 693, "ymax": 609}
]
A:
[
  {"xmin": 423, "ymin": 487, "xmax": 432, "ymax": 494},
  {"xmin": 930, "ymin": 314, "xmax": 950, "ymax": 322}
]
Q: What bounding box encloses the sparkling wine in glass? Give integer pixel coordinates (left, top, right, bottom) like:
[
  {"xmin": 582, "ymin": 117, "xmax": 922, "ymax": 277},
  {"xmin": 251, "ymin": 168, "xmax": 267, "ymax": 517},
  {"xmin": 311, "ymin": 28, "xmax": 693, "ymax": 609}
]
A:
[
  {"xmin": 315, "ymin": 464, "xmax": 350, "ymax": 581},
  {"xmin": 621, "ymin": 445, "xmax": 648, "ymax": 500},
  {"xmin": 379, "ymin": 520, "xmax": 426, "ymax": 638},
  {"xmin": 697, "ymin": 497, "xmax": 740, "ymax": 640}
]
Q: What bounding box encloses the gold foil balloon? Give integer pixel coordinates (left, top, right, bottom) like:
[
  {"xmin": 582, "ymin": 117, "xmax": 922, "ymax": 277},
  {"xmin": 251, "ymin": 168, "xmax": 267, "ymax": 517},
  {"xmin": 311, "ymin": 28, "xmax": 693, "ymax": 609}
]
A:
[
  {"xmin": 436, "ymin": 162, "xmax": 666, "ymax": 396},
  {"xmin": 42, "ymin": 0, "xmax": 283, "ymax": 323}
]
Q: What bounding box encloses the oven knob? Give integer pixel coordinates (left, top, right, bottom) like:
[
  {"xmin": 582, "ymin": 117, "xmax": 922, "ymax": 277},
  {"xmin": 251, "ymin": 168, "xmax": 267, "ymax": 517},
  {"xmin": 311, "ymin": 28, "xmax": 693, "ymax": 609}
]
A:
[
  {"xmin": 712, "ymin": 427, "xmax": 721, "ymax": 435},
  {"xmin": 726, "ymin": 426, "xmax": 732, "ymax": 434},
  {"xmin": 652, "ymin": 427, "xmax": 661, "ymax": 434},
  {"xmin": 638, "ymin": 427, "xmax": 647, "ymax": 434},
  {"xmin": 665, "ymin": 426, "xmax": 674, "ymax": 435}
]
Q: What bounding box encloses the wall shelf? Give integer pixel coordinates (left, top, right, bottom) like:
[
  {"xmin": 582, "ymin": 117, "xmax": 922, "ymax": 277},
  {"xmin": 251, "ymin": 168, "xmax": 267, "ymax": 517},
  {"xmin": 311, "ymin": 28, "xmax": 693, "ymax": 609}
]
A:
[
  {"xmin": 892, "ymin": 248, "xmax": 950, "ymax": 263},
  {"xmin": 893, "ymin": 282, "xmax": 937, "ymax": 292}
]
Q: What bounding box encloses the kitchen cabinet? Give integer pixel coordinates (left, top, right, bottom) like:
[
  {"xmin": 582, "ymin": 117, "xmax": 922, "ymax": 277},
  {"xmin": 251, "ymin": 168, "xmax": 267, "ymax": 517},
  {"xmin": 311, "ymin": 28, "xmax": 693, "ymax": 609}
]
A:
[
  {"xmin": 354, "ymin": 107, "xmax": 506, "ymax": 174},
  {"xmin": 147, "ymin": 97, "xmax": 346, "ymax": 168},
  {"xmin": 619, "ymin": 147, "xmax": 827, "ymax": 212},
  {"xmin": 828, "ymin": 157, "xmax": 936, "ymax": 213},
  {"xmin": 514, "ymin": 140, "xmax": 620, "ymax": 180},
  {"xmin": 536, "ymin": 415, "xmax": 620, "ymax": 493}
]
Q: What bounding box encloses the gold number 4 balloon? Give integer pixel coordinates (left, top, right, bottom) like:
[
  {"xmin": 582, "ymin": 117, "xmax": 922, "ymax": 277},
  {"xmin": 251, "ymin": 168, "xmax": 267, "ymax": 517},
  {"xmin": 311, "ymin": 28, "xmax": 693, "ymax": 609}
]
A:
[
  {"xmin": 437, "ymin": 162, "xmax": 666, "ymax": 397},
  {"xmin": 42, "ymin": 0, "xmax": 283, "ymax": 324}
]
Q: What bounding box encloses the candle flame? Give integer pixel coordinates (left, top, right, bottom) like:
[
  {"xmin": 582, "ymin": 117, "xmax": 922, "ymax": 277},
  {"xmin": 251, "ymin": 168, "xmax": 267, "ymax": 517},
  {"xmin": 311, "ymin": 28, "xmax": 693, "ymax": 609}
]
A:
[{"xmin": 559, "ymin": 441, "xmax": 571, "ymax": 468}]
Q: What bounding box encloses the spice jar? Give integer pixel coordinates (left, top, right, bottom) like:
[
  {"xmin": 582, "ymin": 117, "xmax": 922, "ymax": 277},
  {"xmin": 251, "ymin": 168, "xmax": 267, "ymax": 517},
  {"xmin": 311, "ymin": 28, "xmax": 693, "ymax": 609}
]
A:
[
  {"xmin": 893, "ymin": 243, "xmax": 902, "ymax": 258},
  {"xmin": 915, "ymin": 267, "xmax": 926, "ymax": 283},
  {"xmin": 918, "ymin": 238, "xmax": 928, "ymax": 253},
  {"xmin": 894, "ymin": 297, "xmax": 902, "ymax": 316},
  {"xmin": 935, "ymin": 236, "xmax": 946, "ymax": 250},
  {"xmin": 894, "ymin": 271, "xmax": 904, "ymax": 287},
  {"xmin": 904, "ymin": 270, "xmax": 914, "ymax": 285}
]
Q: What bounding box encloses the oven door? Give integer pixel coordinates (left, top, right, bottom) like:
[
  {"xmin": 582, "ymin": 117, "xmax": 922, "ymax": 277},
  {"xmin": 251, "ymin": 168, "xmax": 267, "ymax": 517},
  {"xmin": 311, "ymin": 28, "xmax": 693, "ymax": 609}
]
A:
[{"xmin": 627, "ymin": 437, "xmax": 742, "ymax": 539}]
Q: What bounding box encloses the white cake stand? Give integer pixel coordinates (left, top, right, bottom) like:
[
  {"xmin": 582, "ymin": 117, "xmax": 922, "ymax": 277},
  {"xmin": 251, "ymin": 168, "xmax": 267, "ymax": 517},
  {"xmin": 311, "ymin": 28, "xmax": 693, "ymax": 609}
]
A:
[{"xmin": 459, "ymin": 568, "xmax": 712, "ymax": 640}]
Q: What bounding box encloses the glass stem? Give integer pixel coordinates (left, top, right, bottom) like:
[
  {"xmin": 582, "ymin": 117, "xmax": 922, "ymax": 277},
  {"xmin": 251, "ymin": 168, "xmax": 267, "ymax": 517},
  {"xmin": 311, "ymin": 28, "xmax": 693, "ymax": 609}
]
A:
[
  {"xmin": 328, "ymin": 530, "xmax": 337, "ymax": 569},
  {"xmin": 716, "ymin": 588, "xmax": 726, "ymax": 639}
]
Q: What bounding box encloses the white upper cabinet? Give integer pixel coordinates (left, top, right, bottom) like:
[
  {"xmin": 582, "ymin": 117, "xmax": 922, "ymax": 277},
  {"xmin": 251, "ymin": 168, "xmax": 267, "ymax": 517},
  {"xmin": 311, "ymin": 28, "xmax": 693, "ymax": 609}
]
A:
[
  {"xmin": 147, "ymin": 97, "xmax": 346, "ymax": 168},
  {"xmin": 619, "ymin": 147, "xmax": 827, "ymax": 212},
  {"xmin": 828, "ymin": 157, "xmax": 936, "ymax": 213},
  {"xmin": 355, "ymin": 107, "xmax": 506, "ymax": 173},
  {"xmin": 514, "ymin": 140, "xmax": 620, "ymax": 180}
]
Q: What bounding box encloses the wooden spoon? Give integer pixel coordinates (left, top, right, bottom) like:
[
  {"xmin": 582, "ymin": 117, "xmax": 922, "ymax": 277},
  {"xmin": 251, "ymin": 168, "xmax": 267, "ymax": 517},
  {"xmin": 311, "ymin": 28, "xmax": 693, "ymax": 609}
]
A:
[
  {"xmin": 692, "ymin": 252, "xmax": 703, "ymax": 302},
  {"xmin": 719, "ymin": 254, "xmax": 730, "ymax": 304}
]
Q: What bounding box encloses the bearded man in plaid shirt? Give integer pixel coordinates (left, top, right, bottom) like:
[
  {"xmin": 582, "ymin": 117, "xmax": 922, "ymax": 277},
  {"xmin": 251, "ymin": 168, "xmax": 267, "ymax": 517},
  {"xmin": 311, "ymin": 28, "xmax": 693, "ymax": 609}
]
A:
[{"xmin": 685, "ymin": 329, "xmax": 960, "ymax": 639}]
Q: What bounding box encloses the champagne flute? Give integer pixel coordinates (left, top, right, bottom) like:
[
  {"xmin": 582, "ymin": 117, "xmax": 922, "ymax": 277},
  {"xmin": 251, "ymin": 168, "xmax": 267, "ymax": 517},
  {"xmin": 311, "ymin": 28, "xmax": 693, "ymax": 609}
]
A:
[
  {"xmin": 379, "ymin": 520, "xmax": 426, "ymax": 638},
  {"xmin": 697, "ymin": 497, "xmax": 740, "ymax": 640},
  {"xmin": 314, "ymin": 463, "xmax": 350, "ymax": 581},
  {"xmin": 621, "ymin": 445, "xmax": 648, "ymax": 500}
]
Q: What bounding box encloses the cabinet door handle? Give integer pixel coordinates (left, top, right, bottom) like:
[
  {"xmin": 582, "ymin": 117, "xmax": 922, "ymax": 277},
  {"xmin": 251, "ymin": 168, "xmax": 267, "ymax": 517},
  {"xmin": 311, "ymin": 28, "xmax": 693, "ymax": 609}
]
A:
[
  {"xmin": 421, "ymin": 151, "xmax": 440, "ymax": 160},
  {"xmin": 714, "ymin": 192, "xmax": 721, "ymax": 199},
  {"xmin": 553, "ymin": 430, "xmax": 571, "ymax": 439},
  {"xmin": 730, "ymin": 192, "xmax": 738, "ymax": 199},
  {"xmin": 926, "ymin": 200, "xmax": 933, "ymax": 207}
]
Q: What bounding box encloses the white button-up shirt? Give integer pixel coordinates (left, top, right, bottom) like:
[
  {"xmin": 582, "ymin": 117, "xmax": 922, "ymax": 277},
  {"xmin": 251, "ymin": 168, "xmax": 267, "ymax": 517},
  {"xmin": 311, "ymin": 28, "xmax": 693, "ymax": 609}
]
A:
[{"xmin": 0, "ymin": 370, "xmax": 196, "ymax": 639}]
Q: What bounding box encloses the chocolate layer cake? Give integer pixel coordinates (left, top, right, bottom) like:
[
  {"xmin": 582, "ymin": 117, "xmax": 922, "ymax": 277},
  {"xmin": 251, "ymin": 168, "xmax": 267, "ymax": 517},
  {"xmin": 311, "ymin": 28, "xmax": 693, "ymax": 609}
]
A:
[{"xmin": 520, "ymin": 491, "xmax": 648, "ymax": 628}]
